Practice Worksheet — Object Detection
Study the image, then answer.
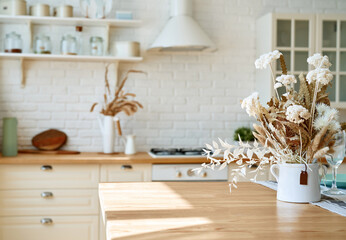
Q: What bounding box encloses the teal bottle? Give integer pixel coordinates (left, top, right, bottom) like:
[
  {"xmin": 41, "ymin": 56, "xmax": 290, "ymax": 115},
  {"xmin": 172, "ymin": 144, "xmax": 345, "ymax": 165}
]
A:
[{"xmin": 2, "ymin": 117, "xmax": 18, "ymax": 157}]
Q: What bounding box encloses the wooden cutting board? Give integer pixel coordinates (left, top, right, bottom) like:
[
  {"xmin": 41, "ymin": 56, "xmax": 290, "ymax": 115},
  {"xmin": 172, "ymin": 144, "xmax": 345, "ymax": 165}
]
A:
[
  {"xmin": 32, "ymin": 129, "xmax": 67, "ymax": 150},
  {"xmin": 19, "ymin": 149, "xmax": 80, "ymax": 155}
]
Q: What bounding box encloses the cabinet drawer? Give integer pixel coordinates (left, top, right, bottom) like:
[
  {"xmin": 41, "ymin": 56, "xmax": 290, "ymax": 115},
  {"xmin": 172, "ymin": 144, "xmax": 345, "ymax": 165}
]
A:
[
  {"xmin": 0, "ymin": 189, "xmax": 99, "ymax": 216},
  {"xmin": 0, "ymin": 215, "xmax": 98, "ymax": 240},
  {"xmin": 0, "ymin": 165, "xmax": 99, "ymax": 189},
  {"xmin": 100, "ymin": 164, "xmax": 151, "ymax": 182}
]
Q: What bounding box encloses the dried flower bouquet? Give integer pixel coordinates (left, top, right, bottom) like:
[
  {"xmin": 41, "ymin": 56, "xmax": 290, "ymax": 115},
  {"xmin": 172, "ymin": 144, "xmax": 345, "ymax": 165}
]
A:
[
  {"xmin": 200, "ymin": 51, "xmax": 340, "ymax": 191},
  {"xmin": 90, "ymin": 65, "xmax": 144, "ymax": 117}
]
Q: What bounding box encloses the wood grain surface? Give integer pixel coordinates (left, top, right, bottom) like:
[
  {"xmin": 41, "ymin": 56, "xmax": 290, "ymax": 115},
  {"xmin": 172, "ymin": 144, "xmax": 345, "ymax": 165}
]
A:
[
  {"xmin": 0, "ymin": 152, "xmax": 209, "ymax": 164},
  {"xmin": 0, "ymin": 152, "xmax": 338, "ymax": 165},
  {"xmin": 99, "ymin": 182, "xmax": 346, "ymax": 240}
]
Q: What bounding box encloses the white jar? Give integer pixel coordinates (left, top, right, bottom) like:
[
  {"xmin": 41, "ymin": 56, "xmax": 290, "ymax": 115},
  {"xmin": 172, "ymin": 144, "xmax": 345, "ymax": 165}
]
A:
[
  {"xmin": 0, "ymin": 0, "xmax": 27, "ymax": 16},
  {"xmin": 30, "ymin": 4, "xmax": 50, "ymax": 17},
  {"xmin": 112, "ymin": 41, "xmax": 140, "ymax": 57},
  {"xmin": 54, "ymin": 5, "xmax": 73, "ymax": 18}
]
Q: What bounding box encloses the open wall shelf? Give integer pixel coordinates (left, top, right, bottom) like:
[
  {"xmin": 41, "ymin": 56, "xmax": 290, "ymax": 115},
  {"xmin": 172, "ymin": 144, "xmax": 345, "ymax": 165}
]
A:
[
  {"xmin": 0, "ymin": 15, "xmax": 142, "ymax": 28},
  {"xmin": 0, "ymin": 15, "xmax": 143, "ymax": 88},
  {"xmin": 0, "ymin": 53, "xmax": 143, "ymax": 62}
]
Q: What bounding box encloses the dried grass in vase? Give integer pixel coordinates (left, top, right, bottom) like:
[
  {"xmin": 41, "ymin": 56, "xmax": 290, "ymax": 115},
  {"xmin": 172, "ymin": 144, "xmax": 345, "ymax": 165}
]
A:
[
  {"xmin": 198, "ymin": 51, "xmax": 341, "ymax": 191},
  {"xmin": 90, "ymin": 64, "xmax": 145, "ymax": 117}
]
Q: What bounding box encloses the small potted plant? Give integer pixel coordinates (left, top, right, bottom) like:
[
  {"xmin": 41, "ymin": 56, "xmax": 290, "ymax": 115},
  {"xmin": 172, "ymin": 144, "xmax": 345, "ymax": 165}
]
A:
[{"xmin": 233, "ymin": 127, "xmax": 255, "ymax": 142}]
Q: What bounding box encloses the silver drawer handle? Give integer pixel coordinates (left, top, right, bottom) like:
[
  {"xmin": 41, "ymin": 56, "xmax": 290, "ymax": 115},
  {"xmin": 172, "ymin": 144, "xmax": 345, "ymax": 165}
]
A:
[
  {"xmin": 41, "ymin": 192, "xmax": 53, "ymax": 198},
  {"xmin": 121, "ymin": 165, "xmax": 133, "ymax": 170},
  {"xmin": 40, "ymin": 218, "xmax": 53, "ymax": 225},
  {"xmin": 41, "ymin": 165, "xmax": 53, "ymax": 171}
]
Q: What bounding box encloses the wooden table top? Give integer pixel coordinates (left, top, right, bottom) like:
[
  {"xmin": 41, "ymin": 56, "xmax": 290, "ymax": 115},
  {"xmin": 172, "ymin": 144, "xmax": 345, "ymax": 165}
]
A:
[
  {"xmin": 0, "ymin": 152, "xmax": 209, "ymax": 164},
  {"xmin": 99, "ymin": 182, "xmax": 346, "ymax": 240}
]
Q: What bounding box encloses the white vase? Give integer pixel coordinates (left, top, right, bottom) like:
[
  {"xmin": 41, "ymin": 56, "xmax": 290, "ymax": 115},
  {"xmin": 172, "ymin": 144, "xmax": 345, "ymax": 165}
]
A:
[
  {"xmin": 97, "ymin": 115, "xmax": 116, "ymax": 154},
  {"xmin": 270, "ymin": 163, "xmax": 327, "ymax": 203}
]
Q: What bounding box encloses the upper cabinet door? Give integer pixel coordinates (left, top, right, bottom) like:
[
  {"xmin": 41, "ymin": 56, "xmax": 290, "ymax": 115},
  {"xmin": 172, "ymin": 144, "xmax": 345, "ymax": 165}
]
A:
[
  {"xmin": 274, "ymin": 14, "xmax": 315, "ymax": 96},
  {"xmin": 317, "ymin": 15, "xmax": 346, "ymax": 108}
]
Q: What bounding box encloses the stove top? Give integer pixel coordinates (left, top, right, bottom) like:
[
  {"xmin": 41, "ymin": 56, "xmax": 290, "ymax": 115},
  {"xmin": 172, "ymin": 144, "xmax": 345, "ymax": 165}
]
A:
[{"xmin": 149, "ymin": 148, "xmax": 205, "ymax": 158}]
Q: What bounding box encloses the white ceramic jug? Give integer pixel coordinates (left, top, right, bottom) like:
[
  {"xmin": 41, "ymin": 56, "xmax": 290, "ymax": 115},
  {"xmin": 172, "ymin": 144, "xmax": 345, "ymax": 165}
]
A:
[
  {"xmin": 98, "ymin": 115, "xmax": 118, "ymax": 154},
  {"xmin": 123, "ymin": 135, "xmax": 136, "ymax": 155},
  {"xmin": 270, "ymin": 163, "xmax": 327, "ymax": 203}
]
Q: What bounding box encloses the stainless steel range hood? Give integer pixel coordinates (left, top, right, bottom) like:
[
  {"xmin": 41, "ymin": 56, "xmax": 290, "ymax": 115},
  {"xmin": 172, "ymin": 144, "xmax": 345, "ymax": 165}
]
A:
[{"xmin": 148, "ymin": 0, "xmax": 216, "ymax": 52}]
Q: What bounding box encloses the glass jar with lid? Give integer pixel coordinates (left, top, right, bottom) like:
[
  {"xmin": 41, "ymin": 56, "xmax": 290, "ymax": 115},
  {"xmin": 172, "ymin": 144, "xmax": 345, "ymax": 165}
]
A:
[
  {"xmin": 60, "ymin": 34, "xmax": 78, "ymax": 55},
  {"xmin": 34, "ymin": 35, "xmax": 52, "ymax": 54},
  {"xmin": 90, "ymin": 36, "xmax": 104, "ymax": 56},
  {"xmin": 4, "ymin": 32, "xmax": 22, "ymax": 53}
]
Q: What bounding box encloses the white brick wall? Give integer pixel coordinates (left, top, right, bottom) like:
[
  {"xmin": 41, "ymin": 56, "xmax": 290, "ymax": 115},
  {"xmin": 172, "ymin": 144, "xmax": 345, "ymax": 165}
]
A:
[{"xmin": 1, "ymin": 0, "xmax": 346, "ymax": 152}]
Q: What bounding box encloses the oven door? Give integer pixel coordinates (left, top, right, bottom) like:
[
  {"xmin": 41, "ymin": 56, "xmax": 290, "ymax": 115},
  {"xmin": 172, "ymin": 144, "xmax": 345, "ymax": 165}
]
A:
[{"xmin": 152, "ymin": 164, "xmax": 228, "ymax": 182}]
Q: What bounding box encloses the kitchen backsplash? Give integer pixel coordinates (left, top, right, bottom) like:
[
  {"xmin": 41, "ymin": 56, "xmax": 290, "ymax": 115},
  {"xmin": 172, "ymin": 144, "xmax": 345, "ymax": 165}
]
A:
[{"xmin": 1, "ymin": 0, "xmax": 346, "ymax": 152}]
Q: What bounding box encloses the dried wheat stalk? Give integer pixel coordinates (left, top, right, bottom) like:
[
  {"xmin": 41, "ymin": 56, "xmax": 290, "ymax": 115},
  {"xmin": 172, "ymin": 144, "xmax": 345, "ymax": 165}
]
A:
[{"xmin": 90, "ymin": 65, "xmax": 146, "ymax": 117}]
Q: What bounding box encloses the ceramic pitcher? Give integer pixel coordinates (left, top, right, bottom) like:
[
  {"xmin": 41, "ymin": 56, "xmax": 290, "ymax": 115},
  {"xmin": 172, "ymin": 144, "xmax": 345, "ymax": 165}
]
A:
[
  {"xmin": 270, "ymin": 163, "xmax": 327, "ymax": 203},
  {"xmin": 123, "ymin": 135, "xmax": 136, "ymax": 155}
]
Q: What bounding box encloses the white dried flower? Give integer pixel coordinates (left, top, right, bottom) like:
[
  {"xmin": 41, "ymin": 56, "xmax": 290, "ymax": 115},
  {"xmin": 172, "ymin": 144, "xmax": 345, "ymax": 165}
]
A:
[
  {"xmin": 329, "ymin": 121, "xmax": 341, "ymax": 132},
  {"xmin": 255, "ymin": 50, "xmax": 282, "ymax": 69},
  {"xmin": 274, "ymin": 82, "xmax": 283, "ymax": 89},
  {"xmin": 313, "ymin": 115, "xmax": 330, "ymax": 130},
  {"xmin": 316, "ymin": 103, "xmax": 339, "ymax": 121},
  {"xmin": 241, "ymin": 92, "xmax": 260, "ymax": 117},
  {"xmin": 314, "ymin": 103, "xmax": 340, "ymax": 132},
  {"xmin": 307, "ymin": 53, "xmax": 332, "ymax": 69},
  {"xmin": 316, "ymin": 103, "xmax": 330, "ymax": 116},
  {"xmin": 276, "ymin": 75, "xmax": 297, "ymax": 87},
  {"xmin": 286, "ymin": 105, "xmax": 311, "ymax": 124},
  {"xmin": 306, "ymin": 68, "xmax": 333, "ymax": 86}
]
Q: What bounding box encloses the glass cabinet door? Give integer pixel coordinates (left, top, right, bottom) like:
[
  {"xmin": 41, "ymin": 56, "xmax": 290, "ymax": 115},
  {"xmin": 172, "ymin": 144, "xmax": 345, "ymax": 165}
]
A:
[
  {"xmin": 277, "ymin": 20, "xmax": 291, "ymax": 47},
  {"xmin": 275, "ymin": 17, "xmax": 313, "ymax": 97},
  {"xmin": 319, "ymin": 17, "xmax": 346, "ymax": 106},
  {"xmin": 295, "ymin": 20, "xmax": 309, "ymax": 47}
]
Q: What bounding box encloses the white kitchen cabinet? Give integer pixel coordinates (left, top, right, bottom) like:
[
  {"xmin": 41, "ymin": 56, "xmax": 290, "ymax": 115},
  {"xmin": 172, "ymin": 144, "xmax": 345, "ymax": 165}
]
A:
[
  {"xmin": 256, "ymin": 13, "xmax": 315, "ymax": 105},
  {"xmin": 316, "ymin": 15, "xmax": 346, "ymax": 108},
  {"xmin": 256, "ymin": 13, "xmax": 346, "ymax": 108},
  {"xmin": 0, "ymin": 164, "xmax": 100, "ymax": 240},
  {"xmin": 100, "ymin": 164, "xmax": 152, "ymax": 182},
  {"xmin": 0, "ymin": 215, "xmax": 98, "ymax": 240}
]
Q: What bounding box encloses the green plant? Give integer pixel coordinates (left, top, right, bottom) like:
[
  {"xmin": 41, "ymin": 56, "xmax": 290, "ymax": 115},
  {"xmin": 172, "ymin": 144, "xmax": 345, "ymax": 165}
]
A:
[{"xmin": 233, "ymin": 127, "xmax": 254, "ymax": 142}]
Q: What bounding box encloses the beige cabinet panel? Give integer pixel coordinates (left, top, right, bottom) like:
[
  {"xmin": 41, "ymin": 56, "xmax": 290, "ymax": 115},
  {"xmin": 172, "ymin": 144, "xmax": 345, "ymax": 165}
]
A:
[
  {"xmin": 100, "ymin": 164, "xmax": 151, "ymax": 182},
  {"xmin": 0, "ymin": 215, "xmax": 98, "ymax": 240},
  {"xmin": 0, "ymin": 165, "xmax": 99, "ymax": 189},
  {"xmin": 0, "ymin": 189, "xmax": 99, "ymax": 216}
]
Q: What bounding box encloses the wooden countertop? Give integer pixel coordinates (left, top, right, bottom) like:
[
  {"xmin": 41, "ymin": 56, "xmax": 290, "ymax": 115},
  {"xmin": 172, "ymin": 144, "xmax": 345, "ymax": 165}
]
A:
[
  {"xmin": 0, "ymin": 152, "xmax": 342, "ymax": 165},
  {"xmin": 99, "ymin": 182, "xmax": 346, "ymax": 240},
  {"xmin": 0, "ymin": 152, "xmax": 209, "ymax": 164}
]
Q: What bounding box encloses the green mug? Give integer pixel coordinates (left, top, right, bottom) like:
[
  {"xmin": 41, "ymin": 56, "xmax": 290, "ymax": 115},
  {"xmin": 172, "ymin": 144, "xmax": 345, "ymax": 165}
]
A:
[{"xmin": 2, "ymin": 117, "xmax": 18, "ymax": 157}]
